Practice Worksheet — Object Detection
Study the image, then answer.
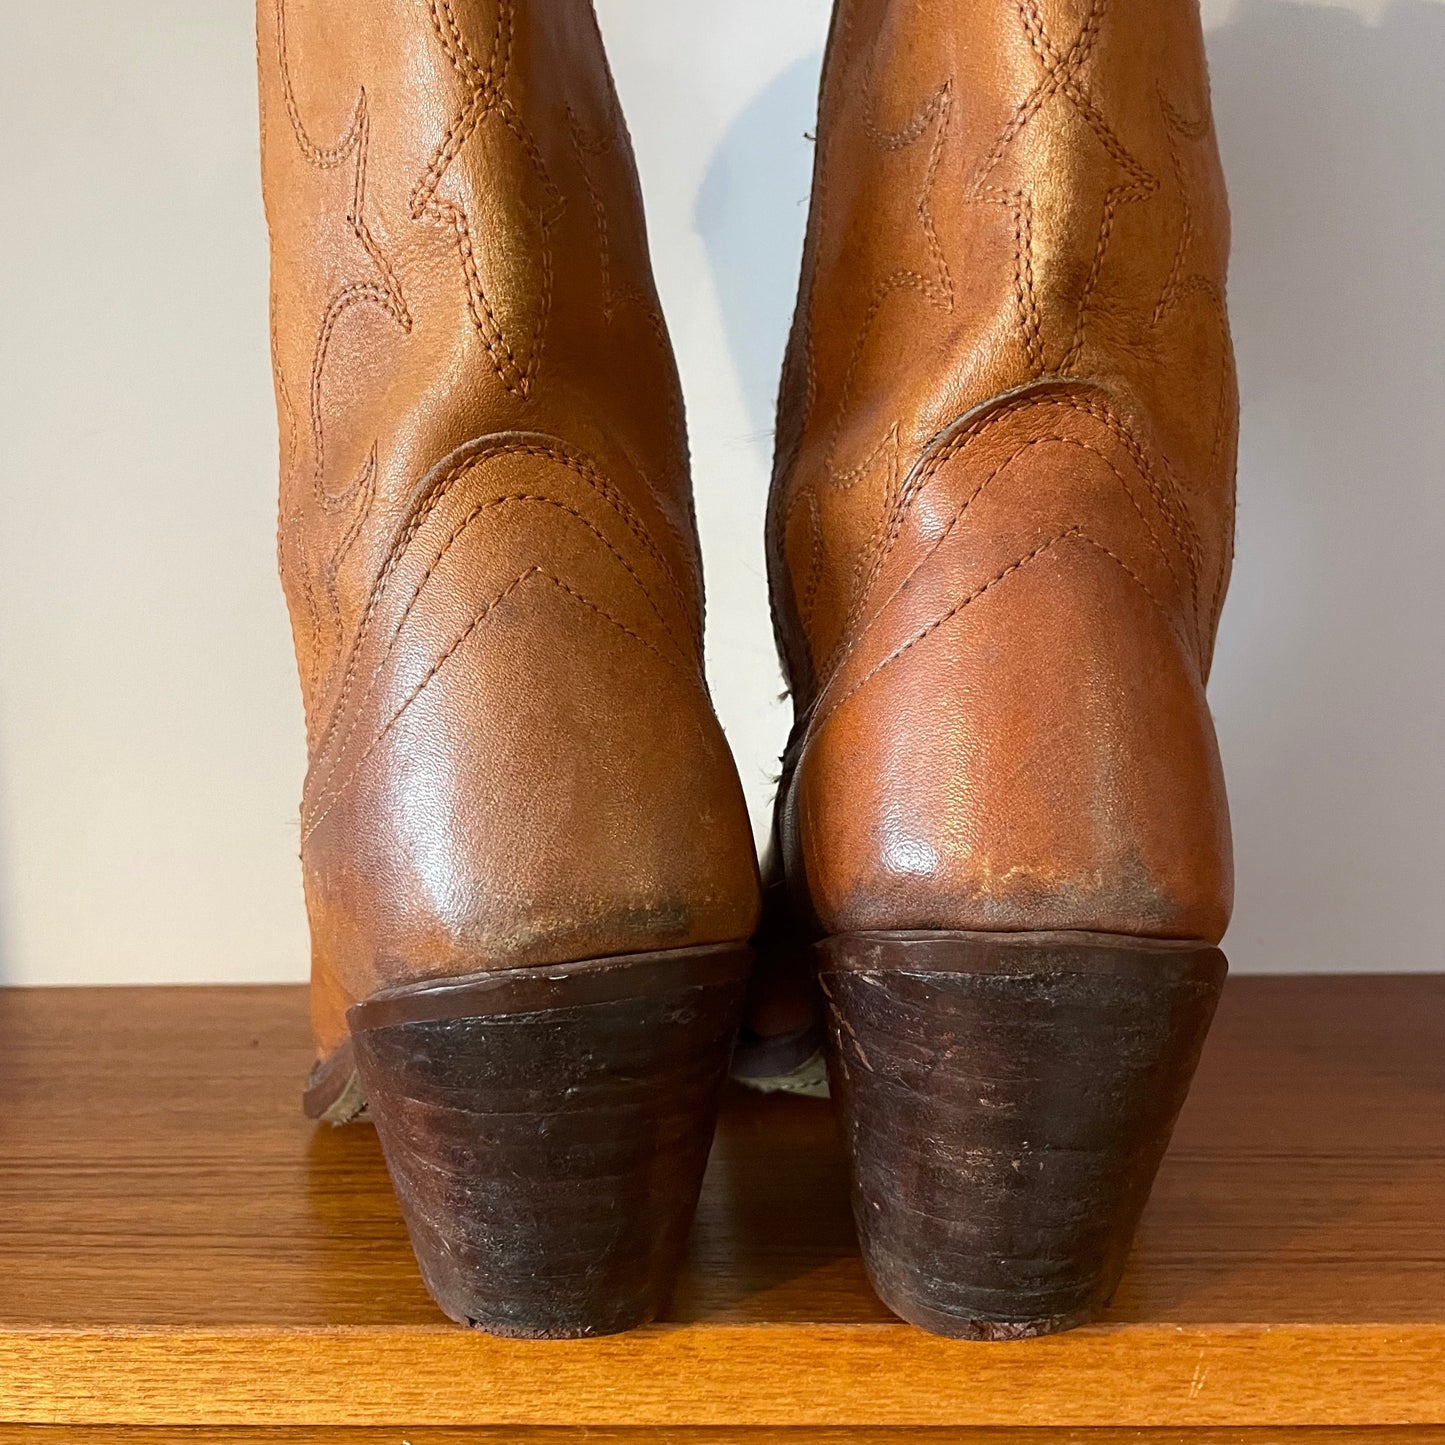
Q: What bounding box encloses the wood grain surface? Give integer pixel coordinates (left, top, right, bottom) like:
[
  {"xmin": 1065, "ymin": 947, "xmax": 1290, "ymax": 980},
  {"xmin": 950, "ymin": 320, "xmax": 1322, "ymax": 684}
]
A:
[
  {"xmin": 2, "ymin": 1429, "xmax": 1444, "ymax": 1444},
  {"xmin": 0, "ymin": 977, "xmax": 1442, "ymax": 1428}
]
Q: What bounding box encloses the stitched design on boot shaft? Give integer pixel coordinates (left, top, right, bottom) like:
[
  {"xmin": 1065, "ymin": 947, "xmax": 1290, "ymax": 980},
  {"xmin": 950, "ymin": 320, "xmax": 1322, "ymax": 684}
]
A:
[
  {"xmin": 820, "ymin": 18, "xmax": 956, "ymax": 481},
  {"xmin": 808, "ymin": 515, "xmax": 1193, "ymax": 747},
  {"xmin": 272, "ymin": 0, "xmax": 559, "ymax": 718},
  {"xmin": 778, "ymin": 0, "xmax": 1235, "ymax": 698},
  {"xmin": 302, "ymin": 433, "xmax": 700, "ymax": 810},
  {"xmin": 966, "ymin": 0, "xmax": 1160, "ymax": 379},
  {"xmin": 779, "ymin": 0, "xmax": 957, "ymax": 656},
  {"xmin": 806, "ymin": 386, "xmax": 1203, "ymax": 701},
  {"xmin": 268, "ymin": 0, "xmax": 701, "ymax": 776},
  {"xmin": 302, "ymin": 559, "xmax": 700, "ymax": 844},
  {"xmin": 409, "ymin": 0, "xmax": 563, "ymax": 400},
  {"xmin": 274, "ymin": 0, "xmax": 414, "ymax": 716},
  {"xmin": 565, "ymin": 101, "xmax": 691, "ymax": 534}
]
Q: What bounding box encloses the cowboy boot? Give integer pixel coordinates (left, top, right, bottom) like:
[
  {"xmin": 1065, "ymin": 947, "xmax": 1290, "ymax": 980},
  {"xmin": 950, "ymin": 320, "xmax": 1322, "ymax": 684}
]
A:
[
  {"xmin": 257, "ymin": 0, "xmax": 759, "ymax": 1336},
  {"xmin": 766, "ymin": 0, "xmax": 1236, "ymax": 1336}
]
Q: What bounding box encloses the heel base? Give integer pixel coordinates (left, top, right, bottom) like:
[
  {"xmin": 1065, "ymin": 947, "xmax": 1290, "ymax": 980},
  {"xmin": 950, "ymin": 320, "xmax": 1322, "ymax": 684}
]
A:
[
  {"xmin": 874, "ymin": 1290, "xmax": 1096, "ymax": 1342},
  {"xmin": 820, "ymin": 930, "xmax": 1226, "ymax": 1339},
  {"xmin": 349, "ymin": 944, "xmax": 751, "ymax": 1338}
]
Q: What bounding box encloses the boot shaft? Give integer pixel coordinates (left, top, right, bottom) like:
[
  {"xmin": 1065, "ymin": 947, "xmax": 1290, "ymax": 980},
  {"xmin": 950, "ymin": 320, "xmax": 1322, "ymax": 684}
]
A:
[
  {"xmin": 258, "ymin": 0, "xmax": 759, "ymax": 1057},
  {"xmin": 259, "ymin": 0, "xmax": 700, "ymax": 737},
  {"xmin": 772, "ymin": 0, "xmax": 1236, "ymax": 701},
  {"xmin": 768, "ymin": 0, "xmax": 1236, "ymax": 942}
]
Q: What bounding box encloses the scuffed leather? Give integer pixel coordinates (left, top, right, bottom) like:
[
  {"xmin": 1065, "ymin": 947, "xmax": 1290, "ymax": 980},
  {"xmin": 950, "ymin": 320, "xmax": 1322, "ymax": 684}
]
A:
[
  {"xmin": 769, "ymin": 0, "xmax": 1236, "ymax": 941},
  {"xmin": 258, "ymin": 0, "xmax": 759, "ymax": 1057}
]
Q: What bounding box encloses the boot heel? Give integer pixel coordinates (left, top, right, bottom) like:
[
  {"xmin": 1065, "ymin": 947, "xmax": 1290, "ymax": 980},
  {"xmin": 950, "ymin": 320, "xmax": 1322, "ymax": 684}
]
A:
[
  {"xmin": 819, "ymin": 931, "xmax": 1226, "ymax": 1339},
  {"xmin": 348, "ymin": 944, "xmax": 750, "ymax": 1338}
]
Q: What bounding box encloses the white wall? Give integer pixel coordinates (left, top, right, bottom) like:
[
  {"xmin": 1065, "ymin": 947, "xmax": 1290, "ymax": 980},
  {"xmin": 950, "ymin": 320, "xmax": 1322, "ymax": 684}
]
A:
[{"xmin": 0, "ymin": 0, "xmax": 1440, "ymax": 984}]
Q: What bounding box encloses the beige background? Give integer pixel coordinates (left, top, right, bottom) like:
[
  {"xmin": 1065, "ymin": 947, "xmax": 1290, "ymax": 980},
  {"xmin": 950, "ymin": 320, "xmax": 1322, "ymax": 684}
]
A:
[{"xmin": 1, "ymin": 0, "xmax": 1442, "ymax": 984}]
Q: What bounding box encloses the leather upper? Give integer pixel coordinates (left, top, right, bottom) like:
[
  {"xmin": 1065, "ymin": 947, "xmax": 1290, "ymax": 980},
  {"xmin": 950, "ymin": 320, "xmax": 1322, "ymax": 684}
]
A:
[
  {"xmin": 258, "ymin": 0, "xmax": 759, "ymax": 1055},
  {"xmin": 769, "ymin": 0, "xmax": 1237, "ymax": 942}
]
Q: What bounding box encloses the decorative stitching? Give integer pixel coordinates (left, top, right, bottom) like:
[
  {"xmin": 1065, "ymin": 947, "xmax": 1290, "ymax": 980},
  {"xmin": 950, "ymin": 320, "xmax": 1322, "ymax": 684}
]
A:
[
  {"xmin": 429, "ymin": 0, "xmax": 488, "ymax": 85},
  {"xmin": 274, "ymin": 0, "xmax": 412, "ymax": 695},
  {"xmin": 861, "ymin": 66, "xmax": 955, "ymax": 311},
  {"xmin": 832, "ymin": 389, "xmax": 1202, "ymax": 686},
  {"xmin": 303, "ymin": 565, "xmax": 543, "ymax": 839},
  {"xmin": 823, "ymin": 420, "xmax": 1195, "ymax": 700},
  {"xmin": 274, "ymin": 0, "xmax": 363, "ymax": 168},
  {"xmin": 278, "ymin": 10, "xmax": 415, "ymax": 513},
  {"xmin": 1150, "ymin": 82, "xmax": 1236, "ymax": 658},
  {"xmin": 269, "ymin": 318, "xmax": 322, "ymax": 714},
  {"xmin": 780, "ymin": 0, "xmax": 1236, "ymax": 700},
  {"xmin": 799, "ymin": 17, "xmax": 955, "ymax": 532},
  {"xmin": 1061, "ymin": 174, "xmax": 1134, "ymax": 373},
  {"xmin": 270, "ymin": 311, "xmax": 300, "ymax": 480},
  {"xmin": 411, "ymin": 0, "xmax": 516, "ymax": 216},
  {"xmin": 828, "ymin": 393, "xmax": 1058, "ymax": 681},
  {"xmin": 818, "ymin": 527, "xmax": 1084, "ymax": 729},
  {"xmin": 1150, "ymin": 82, "xmax": 1231, "ymax": 658},
  {"xmin": 902, "ymin": 432, "xmax": 1184, "ymax": 617},
  {"xmin": 791, "ymin": 0, "xmax": 1159, "ymax": 658},
  {"xmin": 432, "ymin": 196, "xmax": 533, "ymax": 396},
  {"xmin": 567, "ymin": 104, "xmax": 616, "ymax": 319},
  {"xmin": 1072, "ymin": 399, "xmax": 1202, "ymax": 605},
  {"xmin": 393, "ymin": 492, "xmax": 690, "ymax": 671},
  {"xmin": 798, "ymin": 485, "xmax": 824, "ymax": 627},
  {"xmin": 1016, "ymin": 191, "xmax": 1044, "ymax": 373},
  {"xmin": 544, "ymin": 573, "xmax": 683, "ymax": 677},
  {"xmin": 411, "ymin": 89, "xmax": 493, "ymax": 217},
  {"xmin": 272, "ymin": 0, "xmax": 699, "ymax": 783},
  {"xmin": 968, "ymin": 0, "xmax": 1158, "ymax": 377},
  {"xmin": 810, "ymin": 518, "xmax": 1192, "ymax": 748},
  {"xmin": 1159, "ymin": 86, "xmax": 1212, "ymax": 140},
  {"xmin": 306, "ymin": 436, "xmax": 697, "ymax": 794},
  {"xmin": 410, "ymin": 0, "xmax": 560, "ymax": 400},
  {"xmin": 308, "ymin": 286, "xmax": 397, "ymax": 512},
  {"xmin": 330, "ymin": 445, "xmax": 377, "ymax": 570},
  {"xmin": 347, "ymin": 105, "xmax": 409, "ymax": 323},
  {"xmin": 562, "ymin": 100, "xmax": 689, "ymax": 537},
  {"xmin": 822, "ymin": 281, "xmax": 944, "ymax": 489},
  {"xmin": 1070, "ymin": 527, "xmax": 1190, "ymax": 656},
  {"xmin": 1207, "ymin": 323, "xmax": 1236, "ymax": 475},
  {"xmin": 1151, "ymin": 87, "xmax": 1220, "ymax": 328},
  {"xmin": 302, "ymin": 564, "xmax": 695, "ymax": 840},
  {"xmin": 786, "ymin": 8, "xmax": 953, "ymax": 549},
  {"xmin": 294, "ymin": 526, "xmax": 323, "ymax": 732}
]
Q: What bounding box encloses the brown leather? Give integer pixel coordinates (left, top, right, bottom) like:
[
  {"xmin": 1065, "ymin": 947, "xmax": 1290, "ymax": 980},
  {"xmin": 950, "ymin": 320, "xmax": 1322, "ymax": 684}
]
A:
[
  {"xmin": 769, "ymin": 0, "xmax": 1236, "ymax": 942},
  {"xmin": 257, "ymin": 0, "xmax": 760, "ymax": 1060}
]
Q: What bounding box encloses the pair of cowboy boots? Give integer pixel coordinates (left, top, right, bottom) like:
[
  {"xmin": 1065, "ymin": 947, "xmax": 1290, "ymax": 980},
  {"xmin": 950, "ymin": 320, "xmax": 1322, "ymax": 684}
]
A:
[{"xmin": 258, "ymin": 0, "xmax": 1236, "ymax": 1340}]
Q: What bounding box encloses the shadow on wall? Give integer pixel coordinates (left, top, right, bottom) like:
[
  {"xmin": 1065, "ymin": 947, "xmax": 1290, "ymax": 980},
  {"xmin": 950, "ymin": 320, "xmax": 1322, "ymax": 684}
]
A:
[
  {"xmin": 694, "ymin": 54, "xmax": 822, "ymax": 446},
  {"xmin": 695, "ymin": 2, "xmax": 1445, "ymax": 974},
  {"xmin": 1206, "ymin": 0, "xmax": 1445, "ymax": 972}
]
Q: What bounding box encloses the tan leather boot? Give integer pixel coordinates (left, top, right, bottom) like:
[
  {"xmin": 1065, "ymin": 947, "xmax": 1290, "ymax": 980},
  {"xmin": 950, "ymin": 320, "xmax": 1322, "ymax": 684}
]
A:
[
  {"xmin": 257, "ymin": 0, "xmax": 759, "ymax": 1336},
  {"xmin": 766, "ymin": 0, "xmax": 1236, "ymax": 1336}
]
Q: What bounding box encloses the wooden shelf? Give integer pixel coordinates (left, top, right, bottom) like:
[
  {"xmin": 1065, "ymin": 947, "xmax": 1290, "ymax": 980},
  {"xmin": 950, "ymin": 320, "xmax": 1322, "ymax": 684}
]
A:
[{"xmin": 1, "ymin": 977, "xmax": 1443, "ymax": 1436}]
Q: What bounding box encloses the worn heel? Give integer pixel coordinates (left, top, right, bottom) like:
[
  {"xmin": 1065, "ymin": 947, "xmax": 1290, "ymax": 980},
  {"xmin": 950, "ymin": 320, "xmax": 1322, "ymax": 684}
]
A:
[
  {"xmin": 819, "ymin": 931, "xmax": 1225, "ymax": 1339},
  {"xmin": 348, "ymin": 944, "xmax": 750, "ymax": 1338}
]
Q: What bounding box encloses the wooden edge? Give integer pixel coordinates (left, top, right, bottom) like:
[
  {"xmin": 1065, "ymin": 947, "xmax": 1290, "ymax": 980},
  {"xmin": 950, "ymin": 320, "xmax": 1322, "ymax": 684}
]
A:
[
  {"xmin": 4, "ymin": 1428, "xmax": 1445, "ymax": 1444},
  {"xmin": 3, "ymin": 1324, "xmax": 1444, "ymax": 1428}
]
